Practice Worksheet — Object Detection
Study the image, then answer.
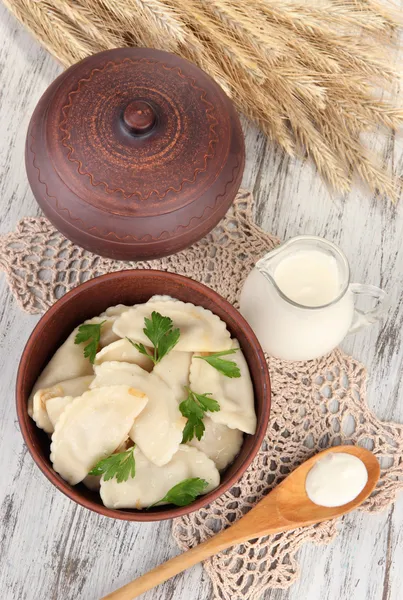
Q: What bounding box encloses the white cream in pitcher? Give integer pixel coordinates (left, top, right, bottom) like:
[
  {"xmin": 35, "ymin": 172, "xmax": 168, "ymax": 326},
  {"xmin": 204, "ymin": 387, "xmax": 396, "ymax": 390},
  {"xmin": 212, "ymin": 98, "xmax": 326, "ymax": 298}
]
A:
[
  {"xmin": 273, "ymin": 250, "xmax": 341, "ymax": 307},
  {"xmin": 240, "ymin": 236, "xmax": 388, "ymax": 361}
]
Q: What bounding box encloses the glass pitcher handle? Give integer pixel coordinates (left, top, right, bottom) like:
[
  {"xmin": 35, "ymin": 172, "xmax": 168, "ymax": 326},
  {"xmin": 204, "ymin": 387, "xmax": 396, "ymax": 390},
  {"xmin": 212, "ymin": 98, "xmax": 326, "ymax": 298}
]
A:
[{"xmin": 348, "ymin": 283, "xmax": 389, "ymax": 334}]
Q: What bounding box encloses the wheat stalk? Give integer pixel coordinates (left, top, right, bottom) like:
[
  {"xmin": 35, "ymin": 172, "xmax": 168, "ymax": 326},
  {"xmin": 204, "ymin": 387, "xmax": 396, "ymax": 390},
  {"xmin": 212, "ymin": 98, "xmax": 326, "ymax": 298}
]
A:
[{"xmin": 4, "ymin": 0, "xmax": 402, "ymax": 198}]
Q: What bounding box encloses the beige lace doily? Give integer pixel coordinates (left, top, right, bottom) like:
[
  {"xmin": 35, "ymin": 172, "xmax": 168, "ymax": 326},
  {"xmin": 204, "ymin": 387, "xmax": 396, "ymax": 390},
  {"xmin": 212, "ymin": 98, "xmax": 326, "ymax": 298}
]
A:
[{"xmin": 1, "ymin": 190, "xmax": 402, "ymax": 599}]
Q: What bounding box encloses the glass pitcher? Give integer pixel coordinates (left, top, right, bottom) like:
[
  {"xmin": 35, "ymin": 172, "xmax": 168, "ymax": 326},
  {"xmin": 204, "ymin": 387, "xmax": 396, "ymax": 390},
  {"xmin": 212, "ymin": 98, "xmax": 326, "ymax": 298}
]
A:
[{"xmin": 239, "ymin": 236, "xmax": 389, "ymax": 361}]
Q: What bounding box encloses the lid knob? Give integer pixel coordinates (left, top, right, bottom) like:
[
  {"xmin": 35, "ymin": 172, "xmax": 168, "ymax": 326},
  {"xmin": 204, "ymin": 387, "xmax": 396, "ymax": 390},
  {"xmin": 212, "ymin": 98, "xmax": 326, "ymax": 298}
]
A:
[{"xmin": 123, "ymin": 101, "xmax": 156, "ymax": 135}]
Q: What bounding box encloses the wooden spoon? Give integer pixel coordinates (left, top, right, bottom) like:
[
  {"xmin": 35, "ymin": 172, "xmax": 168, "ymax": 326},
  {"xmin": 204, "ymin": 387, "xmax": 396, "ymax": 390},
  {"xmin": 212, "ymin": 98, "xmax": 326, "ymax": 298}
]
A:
[{"xmin": 102, "ymin": 445, "xmax": 380, "ymax": 600}]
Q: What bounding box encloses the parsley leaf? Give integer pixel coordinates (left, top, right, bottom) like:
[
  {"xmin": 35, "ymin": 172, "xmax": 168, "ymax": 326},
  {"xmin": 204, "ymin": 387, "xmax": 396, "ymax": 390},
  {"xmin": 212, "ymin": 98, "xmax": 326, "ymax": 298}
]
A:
[
  {"xmin": 149, "ymin": 478, "xmax": 208, "ymax": 508},
  {"xmin": 195, "ymin": 348, "xmax": 241, "ymax": 378},
  {"xmin": 144, "ymin": 312, "xmax": 173, "ymax": 347},
  {"xmin": 193, "ymin": 391, "xmax": 221, "ymax": 413},
  {"xmin": 74, "ymin": 321, "xmax": 106, "ymax": 364},
  {"xmin": 179, "ymin": 388, "xmax": 220, "ymax": 442},
  {"xmin": 157, "ymin": 326, "xmax": 180, "ymax": 360},
  {"xmin": 182, "ymin": 414, "xmax": 205, "ymax": 444},
  {"xmin": 88, "ymin": 446, "xmax": 136, "ymax": 483},
  {"xmin": 126, "ymin": 310, "xmax": 180, "ymax": 364},
  {"xmin": 126, "ymin": 338, "xmax": 152, "ymax": 361}
]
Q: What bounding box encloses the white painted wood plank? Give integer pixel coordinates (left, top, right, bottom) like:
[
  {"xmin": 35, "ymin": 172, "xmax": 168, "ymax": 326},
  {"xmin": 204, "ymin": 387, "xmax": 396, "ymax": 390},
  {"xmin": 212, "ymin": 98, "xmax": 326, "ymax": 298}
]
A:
[
  {"xmin": 0, "ymin": 4, "xmax": 402, "ymax": 600},
  {"xmin": 288, "ymin": 510, "xmax": 392, "ymax": 600},
  {"xmin": 0, "ymin": 10, "xmax": 62, "ymax": 233},
  {"xmin": 386, "ymin": 497, "xmax": 403, "ymax": 600}
]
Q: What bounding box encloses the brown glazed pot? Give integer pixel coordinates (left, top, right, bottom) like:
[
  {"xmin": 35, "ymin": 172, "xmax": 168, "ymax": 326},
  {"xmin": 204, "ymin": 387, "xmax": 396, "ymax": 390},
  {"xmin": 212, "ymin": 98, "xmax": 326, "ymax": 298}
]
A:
[
  {"xmin": 25, "ymin": 48, "xmax": 245, "ymax": 260},
  {"xmin": 16, "ymin": 271, "xmax": 271, "ymax": 522}
]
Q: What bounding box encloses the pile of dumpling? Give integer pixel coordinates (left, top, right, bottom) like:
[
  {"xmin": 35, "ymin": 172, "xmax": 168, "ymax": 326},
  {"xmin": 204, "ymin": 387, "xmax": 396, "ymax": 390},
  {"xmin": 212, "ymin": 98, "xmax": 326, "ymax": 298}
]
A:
[{"xmin": 29, "ymin": 296, "xmax": 257, "ymax": 510}]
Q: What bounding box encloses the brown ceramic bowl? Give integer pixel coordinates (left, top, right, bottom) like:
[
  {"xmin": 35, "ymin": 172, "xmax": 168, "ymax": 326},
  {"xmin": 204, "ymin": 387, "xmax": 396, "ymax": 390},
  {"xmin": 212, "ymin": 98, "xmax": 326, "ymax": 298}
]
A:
[{"xmin": 16, "ymin": 271, "xmax": 270, "ymax": 521}]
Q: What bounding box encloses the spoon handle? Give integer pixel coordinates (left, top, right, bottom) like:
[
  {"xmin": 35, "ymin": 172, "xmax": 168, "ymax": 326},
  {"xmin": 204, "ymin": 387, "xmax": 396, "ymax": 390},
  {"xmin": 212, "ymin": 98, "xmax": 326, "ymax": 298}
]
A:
[
  {"xmin": 101, "ymin": 533, "xmax": 231, "ymax": 600},
  {"xmin": 101, "ymin": 493, "xmax": 286, "ymax": 600}
]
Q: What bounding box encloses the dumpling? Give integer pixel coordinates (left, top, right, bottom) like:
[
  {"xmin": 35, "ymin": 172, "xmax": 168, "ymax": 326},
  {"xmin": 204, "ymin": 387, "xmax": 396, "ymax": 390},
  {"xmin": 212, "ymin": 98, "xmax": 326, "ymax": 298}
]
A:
[
  {"xmin": 50, "ymin": 385, "xmax": 148, "ymax": 485},
  {"xmin": 153, "ymin": 351, "xmax": 192, "ymax": 404},
  {"xmin": 188, "ymin": 418, "xmax": 243, "ymax": 471},
  {"xmin": 46, "ymin": 396, "xmax": 74, "ymax": 429},
  {"xmin": 32, "ymin": 375, "xmax": 94, "ymax": 433},
  {"xmin": 90, "ymin": 362, "xmax": 186, "ymax": 466},
  {"xmin": 94, "ymin": 338, "xmax": 153, "ymax": 372},
  {"xmin": 32, "ymin": 390, "xmax": 54, "ymax": 434},
  {"xmin": 112, "ymin": 296, "xmax": 232, "ymax": 352},
  {"xmin": 101, "ymin": 304, "xmax": 130, "ymax": 317},
  {"xmin": 28, "ymin": 315, "xmax": 117, "ymax": 417},
  {"xmin": 96, "ymin": 317, "xmax": 121, "ymax": 347},
  {"xmin": 100, "ymin": 445, "xmax": 220, "ymax": 509},
  {"xmin": 189, "ymin": 340, "xmax": 256, "ymax": 434}
]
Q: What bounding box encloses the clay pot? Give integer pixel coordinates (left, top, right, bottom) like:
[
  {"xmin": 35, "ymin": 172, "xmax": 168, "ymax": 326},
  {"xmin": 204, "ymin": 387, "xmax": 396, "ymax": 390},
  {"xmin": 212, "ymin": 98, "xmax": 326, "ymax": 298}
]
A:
[{"xmin": 26, "ymin": 48, "xmax": 245, "ymax": 260}]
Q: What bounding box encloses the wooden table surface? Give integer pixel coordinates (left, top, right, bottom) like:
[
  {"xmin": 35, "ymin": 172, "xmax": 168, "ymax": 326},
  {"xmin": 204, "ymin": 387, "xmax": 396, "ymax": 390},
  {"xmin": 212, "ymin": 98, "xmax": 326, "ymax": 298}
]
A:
[{"xmin": 1, "ymin": 5, "xmax": 402, "ymax": 600}]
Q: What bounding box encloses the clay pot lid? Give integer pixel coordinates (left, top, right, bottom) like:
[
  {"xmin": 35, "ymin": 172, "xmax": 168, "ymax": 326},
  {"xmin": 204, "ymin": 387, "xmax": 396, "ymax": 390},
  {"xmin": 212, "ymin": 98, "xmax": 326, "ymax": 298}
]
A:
[{"xmin": 26, "ymin": 48, "xmax": 245, "ymax": 260}]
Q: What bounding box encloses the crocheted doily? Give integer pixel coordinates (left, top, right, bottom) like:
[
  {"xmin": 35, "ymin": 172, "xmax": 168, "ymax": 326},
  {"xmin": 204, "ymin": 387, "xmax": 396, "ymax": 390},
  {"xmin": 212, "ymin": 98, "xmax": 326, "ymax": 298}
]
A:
[{"xmin": 1, "ymin": 190, "xmax": 402, "ymax": 599}]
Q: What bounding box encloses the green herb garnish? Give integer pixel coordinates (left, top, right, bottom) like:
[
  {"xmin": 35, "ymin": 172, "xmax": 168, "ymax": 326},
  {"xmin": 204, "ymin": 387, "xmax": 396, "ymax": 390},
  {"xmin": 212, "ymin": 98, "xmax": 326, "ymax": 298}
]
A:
[
  {"xmin": 88, "ymin": 446, "xmax": 136, "ymax": 483},
  {"xmin": 195, "ymin": 348, "xmax": 241, "ymax": 378},
  {"xmin": 180, "ymin": 388, "xmax": 220, "ymax": 443},
  {"xmin": 74, "ymin": 321, "xmax": 106, "ymax": 364},
  {"xmin": 149, "ymin": 478, "xmax": 208, "ymax": 508},
  {"xmin": 126, "ymin": 310, "xmax": 180, "ymax": 365}
]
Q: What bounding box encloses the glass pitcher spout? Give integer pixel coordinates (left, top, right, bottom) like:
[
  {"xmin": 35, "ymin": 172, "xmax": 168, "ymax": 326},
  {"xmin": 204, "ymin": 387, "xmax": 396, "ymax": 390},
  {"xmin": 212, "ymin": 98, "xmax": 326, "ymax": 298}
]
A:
[{"xmin": 255, "ymin": 238, "xmax": 298, "ymax": 281}]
